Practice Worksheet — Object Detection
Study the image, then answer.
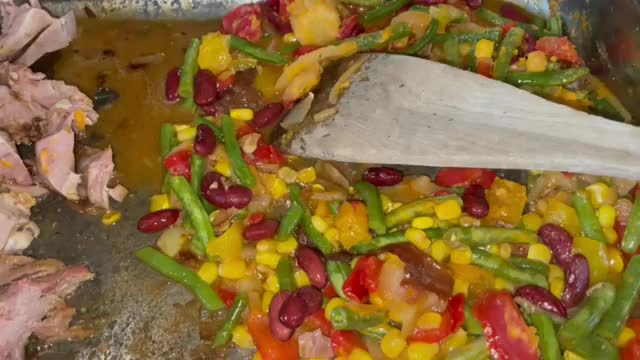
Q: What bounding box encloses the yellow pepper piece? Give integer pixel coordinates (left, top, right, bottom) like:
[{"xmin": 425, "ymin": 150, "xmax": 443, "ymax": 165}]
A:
[
  {"xmin": 434, "ymin": 199, "xmax": 462, "ymax": 221},
  {"xmin": 197, "ymin": 262, "xmax": 219, "ymax": 284},
  {"xmin": 475, "ymin": 39, "xmax": 495, "ymax": 58},
  {"xmin": 405, "ymin": 228, "xmax": 431, "ymax": 251},
  {"xmin": 256, "ymin": 252, "xmax": 282, "ymax": 269},
  {"xmin": 543, "ymin": 198, "xmax": 581, "ymax": 236},
  {"xmin": 207, "ymin": 221, "xmax": 244, "ymax": 260},
  {"xmin": 218, "ymin": 260, "xmax": 247, "ymax": 279},
  {"xmin": 430, "ymin": 240, "xmax": 451, "ymax": 262},
  {"xmin": 335, "ymin": 201, "xmax": 372, "ymax": 249},
  {"xmin": 271, "ymin": 178, "xmax": 288, "ymax": 199},
  {"xmin": 453, "ymin": 278, "xmax": 470, "ymax": 296},
  {"xmin": 198, "ymin": 32, "xmax": 232, "ymax": 75},
  {"xmin": 527, "ymin": 243, "xmax": 552, "ymax": 264},
  {"xmin": 494, "ymin": 277, "xmax": 514, "ymax": 291},
  {"xmin": 550, "ymin": 278, "xmax": 565, "ymax": 299},
  {"xmin": 450, "ymin": 246, "xmax": 473, "ymax": 265},
  {"xmin": 485, "ymin": 178, "xmax": 527, "ymax": 226},
  {"xmin": 264, "ymin": 274, "xmax": 280, "ymax": 293},
  {"xmin": 407, "ymin": 342, "xmax": 439, "ymax": 360},
  {"xmin": 381, "ymin": 328, "xmax": 406, "ymax": 359},
  {"xmin": 230, "ymin": 108, "xmax": 254, "ymax": 121},
  {"xmin": 277, "ymin": 236, "xmax": 298, "ymax": 254},
  {"xmin": 521, "ymin": 212, "xmax": 543, "ymax": 232},
  {"xmin": 215, "ymin": 159, "xmax": 232, "ymax": 177},
  {"xmin": 411, "ymin": 216, "xmax": 435, "ymax": 229},
  {"xmin": 232, "ymin": 325, "xmax": 255, "ymax": 349},
  {"xmin": 262, "ymin": 291, "xmax": 275, "ymax": 313},
  {"xmin": 573, "ymin": 236, "xmax": 609, "ymax": 285},
  {"xmin": 150, "ymin": 194, "xmax": 170, "ymax": 212},
  {"xmin": 311, "ymin": 215, "xmax": 329, "ymax": 233},
  {"xmin": 417, "ymin": 312, "xmax": 442, "ymax": 329},
  {"xmin": 294, "ymin": 270, "xmax": 311, "ymax": 287}
]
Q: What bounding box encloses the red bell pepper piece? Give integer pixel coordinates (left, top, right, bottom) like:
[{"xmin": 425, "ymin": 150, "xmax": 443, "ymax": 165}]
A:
[
  {"xmin": 246, "ymin": 213, "xmax": 266, "ymax": 226},
  {"xmin": 248, "ymin": 312, "xmax": 300, "ymax": 360},
  {"xmin": 222, "ymin": 4, "xmax": 263, "ymax": 42},
  {"xmin": 305, "ymin": 309, "xmax": 334, "ymax": 336},
  {"xmin": 324, "ymin": 283, "xmax": 339, "ymax": 299},
  {"xmin": 251, "ymin": 143, "xmax": 287, "ymax": 165},
  {"xmin": 217, "ymin": 287, "xmax": 237, "ymax": 308},
  {"xmin": 409, "ymin": 293, "xmax": 465, "ymax": 343},
  {"xmin": 447, "ymin": 293, "xmax": 465, "ymax": 332},
  {"xmin": 501, "ymin": 23, "xmax": 517, "ymax": 34},
  {"xmin": 236, "ymin": 125, "xmax": 255, "ymax": 139},
  {"xmin": 337, "ymin": 15, "xmax": 364, "ymax": 40},
  {"xmin": 476, "ymin": 58, "xmax": 493, "ymax": 78},
  {"xmin": 278, "ymin": 0, "xmax": 294, "ymax": 20},
  {"xmin": 293, "ymin": 45, "xmax": 320, "ymax": 59},
  {"xmin": 330, "ymin": 330, "xmax": 365, "ymax": 356},
  {"xmin": 341, "ymin": 256, "xmax": 383, "ymax": 303},
  {"xmin": 435, "ymin": 168, "xmax": 497, "ymax": 189},
  {"xmin": 163, "ymin": 149, "xmax": 192, "ymax": 181},
  {"xmin": 217, "ymin": 75, "xmax": 235, "ymax": 93},
  {"xmin": 536, "ymin": 36, "xmax": 585, "ymax": 66},
  {"xmin": 627, "ymin": 319, "xmax": 640, "ymax": 337},
  {"xmin": 473, "ymin": 291, "xmax": 540, "ymax": 360},
  {"xmin": 622, "ymin": 337, "xmax": 640, "ymax": 360}
]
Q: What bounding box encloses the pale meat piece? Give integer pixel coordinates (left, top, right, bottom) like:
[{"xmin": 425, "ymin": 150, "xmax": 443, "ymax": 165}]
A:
[
  {"xmin": 35, "ymin": 128, "xmax": 81, "ymax": 200},
  {"xmin": 0, "ymin": 85, "xmax": 47, "ymax": 143},
  {"xmin": 0, "ymin": 191, "xmax": 39, "ymax": 254},
  {"xmin": 0, "ymin": 0, "xmax": 53, "ymax": 62},
  {"xmin": 15, "ymin": 12, "xmax": 76, "ymax": 67},
  {"xmin": 0, "ymin": 256, "xmax": 93, "ymax": 360},
  {"xmin": 0, "ymin": 131, "xmax": 31, "ymax": 184},
  {"xmin": 77, "ymin": 147, "xmax": 128, "ymax": 209}
]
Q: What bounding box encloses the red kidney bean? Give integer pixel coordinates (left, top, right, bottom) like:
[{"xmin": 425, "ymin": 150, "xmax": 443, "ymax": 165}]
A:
[
  {"xmin": 137, "ymin": 209, "xmax": 180, "ymax": 233},
  {"xmin": 226, "ymin": 185, "xmax": 253, "ymax": 209},
  {"xmin": 193, "ymin": 70, "xmax": 218, "ymax": 106},
  {"xmin": 562, "ymin": 254, "xmax": 590, "ymax": 308},
  {"xmin": 201, "ymin": 171, "xmax": 226, "ymax": 193},
  {"xmin": 461, "ymin": 184, "xmax": 489, "ymax": 218},
  {"xmin": 525, "ymin": 32, "xmax": 537, "ymax": 53},
  {"xmin": 201, "ymin": 103, "xmax": 217, "ymax": 116},
  {"xmin": 363, "ymin": 167, "xmax": 403, "ymax": 187},
  {"xmin": 295, "ymin": 246, "xmax": 328, "ymax": 289},
  {"xmin": 243, "ymin": 219, "xmax": 280, "ymax": 241},
  {"xmin": 514, "ymin": 284, "xmax": 567, "ymax": 318},
  {"xmin": 194, "ymin": 124, "xmax": 216, "ymax": 156},
  {"xmin": 538, "ymin": 224, "xmax": 574, "ymax": 270},
  {"xmin": 251, "ymin": 103, "xmax": 285, "ymax": 129},
  {"xmin": 296, "ymin": 286, "xmax": 323, "ymax": 314},
  {"xmin": 279, "ymin": 293, "xmax": 308, "ymax": 329},
  {"xmin": 269, "ymin": 291, "xmax": 294, "ymax": 340},
  {"xmin": 165, "ymin": 68, "xmax": 180, "ymax": 102},
  {"xmin": 465, "ymin": 0, "xmax": 482, "ymax": 9}
]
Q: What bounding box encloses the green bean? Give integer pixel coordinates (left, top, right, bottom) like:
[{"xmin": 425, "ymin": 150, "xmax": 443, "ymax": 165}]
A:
[
  {"xmin": 228, "ymin": 35, "xmax": 288, "ymax": 65},
  {"xmin": 327, "ymin": 260, "xmax": 351, "ymax": 299},
  {"xmin": 471, "ymin": 248, "xmax": 548, "ymax": 288},
  {"xmin": 622, "ymin": 197, "xmax": 640, "ymax": 253},
  {"xmin": 505, "ymin": 67, "xmax": 590, "ymax": 87},
  {"xmin": 280, "ymin": 41, "xmax": 301, "ymax": 58},
  {"xmin": 508, "ymin": 257, "xmax": 550, "ymax": 278},
  {"xmin": 361, "ymin": 324, "xmax": 391, "ymax": 340},
  {"xmin": 595, "ymin": 256, "xmax": 640, "ymax": 341},
  {"xmin": 329, "ymin": 200, "xmax": 343, "ymax": 216},
  {"xmin": 338, "ymin": 0, "xmax": 382, "ymax": 7},
  {"xmin": 194, "ymin": 117, "xmax": 224, "ymax": 143},
  {"xmin": 494, "ymin": 27, "xmax": 525, "ymax": 80},
  {"xmin": 350, "ymin": 231, "xmax": 406, "ymax": 255},
  {"xmin": 445, "ymin": 227, "xmax": 539, "ymax": 246},
  {"xmin": 359, "ymin": 0, "xmax": 410, "ymax": 26},
  {"xmin": 425, "ymin": 227, "xmax": 444, "ymax": 240},
  {"xmin": 160, "ymin": 123, "xmax": 177, "ymax": 158},
  {"xmin": 385, "ymin": 195, "xmax": 459, "ymax": 228},
  {"xmin": 591, "ymin": 98, "xmax": 626, "ymax": 123},
  {"xmin": 135, "ymin": 247, "xmax": 223, "ymax": 311},
  {"xmin": 443, "ymin": 36, "xmax": 462, "ymax": 67},
  {"xmin": 181, "ymin": 96, "xmax": 197, "ymax": 112},
  {"xmin": 190, "ymin": 154, "xmax": 206, "ymax": 195},
  {"xmin": 329, "ymin": 306, "xmax": 387, "ymax": 331},
  {"xmin": 221, "ymin": 115, "xmax": 256, "ymax": 189},
  {"xmin": 289, "ymin": 183, "xmax": 334, "ymax": 255},
  {"xmin": 168, "ymin": 176, "xmax": 214, "ymax": 251},
  {"xmin": 546, "ymin": 15, "xmax": 563, "ymax": 37},
  {"xmin": 463, "ymin": 302, "xmax": 484, "ymax": 335},
  {"xmin": 355, "ymin": 181, "xmax": 386, "ymax": 235},
  {"xmin": 351, "ymin": 23, "xmax": 412, "ymax": 51},
  {"xmin": 404, "ymin": 19, "xmax": 438, "ymax": 55},
  {"xmin": 277, "ymin": 257, "xmax": 296, "ymax": 292},
  {"xmin": 277, "ymin": 202, "xmax": 304, "ymax": 241},
  {"xmin": 557, "ymin": 282, "xmax": 616, "ymax": 350},
  {"xmin": 573, "ymin": 192, "xmax": 607, "ymax": 243},
  {"xmin": 563, "ymin": 336, "xmax": 620, "ymax": 360},
  {"xmin": 178, "ymin": 38, "xmax": 200, "ymax": 100},
  {"xmin": 434, "ymin": 30, "xmax": 502, "ymax": 44},
  {"xmin": 447, "ymin": 336, "xmax": 489, "ymax": 360},
  {"xmin": 475, "ymin": 7, "xmax": 552, "ymax": 38},
  {"xmin": 530, "ymin": 313, "xmax": 562, "ymax": 360},
  {"xmin": 212, "ymin": 294, "xmax": 248, "ymax": 348}
]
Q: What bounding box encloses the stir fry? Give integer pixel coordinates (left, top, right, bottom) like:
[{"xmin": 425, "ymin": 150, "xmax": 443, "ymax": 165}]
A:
[{"xmin": 133, "ymin": 0, "xmax": 640, "ymax": 359}]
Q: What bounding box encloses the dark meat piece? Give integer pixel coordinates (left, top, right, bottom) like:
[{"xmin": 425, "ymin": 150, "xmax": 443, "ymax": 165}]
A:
[{"xmin": 385, "ymin": 244, "xmax": 454, "ymax": 297}]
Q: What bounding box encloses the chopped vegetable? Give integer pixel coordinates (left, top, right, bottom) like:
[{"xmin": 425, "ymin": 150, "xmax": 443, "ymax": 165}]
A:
[
  {"xmin": 167, "ymin": 175, "xmax": 214, "ymax": 252},
  {"xmin": 178, "ymin": 38, "xmax": 201, "ymax": 101},
  {"xmin": 212, "ymin": 294, "xmax": 248, "ymax": 348},
  {"xmin": 221, "ymin": 115, "xmax": 256, "ymax": 188},
  {"xmin": 494, "ymin": 26, "xmax": 525, "ymax": 80}
]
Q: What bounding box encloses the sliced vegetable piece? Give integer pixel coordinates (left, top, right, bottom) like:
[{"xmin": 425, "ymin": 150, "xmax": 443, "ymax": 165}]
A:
[
  {"xmin": 212, "ymin": 294, "xmax": 248, "ymax": 348},
  {"xmin": 494, "ymin": 26, "xmax": 525, "ymax": 80},
  {"xmin": 359, "ymin": 0, "xmax": 410, "ymax": 26},
  {"xmin": 434, "ymin": 168, "xmax": 496, "ymax": 189},
  {"xmin": 573, "ymin": 192, "xmax": 607, "ymax": 243},
  {"xmin": 530, "ymin": 313, "xmax": 562, "ymax": 360},
  {"xmin": 354, "ymin": 181, "xmax": 386, "ymax": 235},
  {"xmin": 471, "ymin": 248, "xmax": 548, "ymax": 288},
  {"xmin": 327, "ymin": 260, "xmax": 351, "ymax": 299},
  {"xmin": 167, "ymin": 175, "xmax": 214, "ymax": 252},
  {"xmin": 445, "ymin": 227, "xmax": 538, "ymax": 245},
  {"xmin": 221, "ymin": 115, "xmax": 256, "ymax": 188},
  {"xmin": 504, "ymin": 67, "xmax": 590, "ymax": 86},
  {"xmin": 178, "ymin": 38, "xmax": 201, "ymax": 100},
  {"xmin": 622, "ymin": 197, "xmax": 640, "ymax": 253},
  {"xmin": 229, "ymin": 35, "xmax": 288, "ymax": 65}
]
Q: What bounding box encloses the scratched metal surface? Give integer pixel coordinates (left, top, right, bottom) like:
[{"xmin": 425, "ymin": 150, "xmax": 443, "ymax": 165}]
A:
[{"xmin": 22, "ymin": 0, "xmax": 640, "ymax": 359}]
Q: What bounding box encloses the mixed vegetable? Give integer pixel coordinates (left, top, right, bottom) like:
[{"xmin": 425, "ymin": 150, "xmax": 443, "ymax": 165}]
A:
[{"xmin": 134, "ymin": 0, "xmax": 640, "ymax": 359}]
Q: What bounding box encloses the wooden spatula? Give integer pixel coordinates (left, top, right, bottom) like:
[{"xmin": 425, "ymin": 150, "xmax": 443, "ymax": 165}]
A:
[{"xmin": 282, "ymin": 54, "xmax": 640, "ymax": 180}]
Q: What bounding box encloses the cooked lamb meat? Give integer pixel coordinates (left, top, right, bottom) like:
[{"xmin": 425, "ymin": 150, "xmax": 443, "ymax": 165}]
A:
[
  {"xmin": 35, "ymin": 128, "xmax": 81, "ymax": 200},
  {"xmin": 0, "ymin": 255, "xmax": 93, "ymax": 360},
  {"xmin": 0, "ymin": 131, "xmax": 31, "ymax": 184},
  {"xmin": 15, "ymin": 12, "xmax": 76, "ymax": 67},
  {"xmin": 0, "ymin": 190, "xmax": 39, "ymax": 254},
  {"xmin": 0, "ymin": 0, "xmax": 54, "ymax": 62},
  {"xmin": 0, "ymin": 85, "xmax": 47, "ymax": 143},
  {"xmin": 77, "ymin": 146, "xmax": 127, "ymax": 209}
]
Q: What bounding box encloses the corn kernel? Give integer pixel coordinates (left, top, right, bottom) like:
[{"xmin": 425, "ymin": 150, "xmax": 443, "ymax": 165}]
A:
[
  {"xmin": 442, "ymin": 329, "xmax": 468, "ymax": 353},
  {"xmin": 262, "ymin": 291, "xmax": 275, "ymax": 313},
  {"xmin": 598, "ymin": 205, "xmax": 616, "ymax": 228},
  {"xmin": 232, "ymin": 325, "xmax": 254, "ymax": 349},
  {"xmin": 348, "ymin": 186, "xmax": 355, "ymax": 195},
  {"xmin": 215, "ymin": 159, "xmax": 232, "ymax": 177},
  {"xmin": 277, "ymin": 166, "xmax": 298, "ymax": 183},
  {"xmin": 101, "ymin": 210, "xmax": 121, "ymax": 226},
  {"xmin": 417, "ymin": 312, "xmax": 442, "ymax": 329},
  {"xmin": 264, "ymin": 274, "xmax": 280, "ymax": 293},
  {"xmin": 283, "ymin": 32, "xmax": 297, "ymax": 43},
  {"xmin": 257, "ymin": 240, "xmax": 277, "ymax": 253},
  {"xmin": 608, "ymin": 247, "xmax": 624, "ymax": 273},
  {"xmin": 526, "ymin": 50, "xmax": 548, "ymax": 72},
  {"xmin": 297, "ymin": 167, "xmax": 317, "ymax": 184},
  {"xmin": 325, "ymin": 297, "xmax": 347, "ymax": 319},
  {"xmin": 294, "ymin": 270, "xmax": 311, "ymax": 287},
  {"xmin": 324, "ymin": 227, "xmax": 340, "ymax": 247},
  {"xmin": 407, "ymin": 342, "xmax": 439, "ymax": 360},
  {"xmin": 271, "ymin": 178, "xmax": 288, "ymax": 199},
  {"xmin": 150, "ymin": 194, "xmax": 170, "ymax": 212},
  {"xmin": 277, "ymin": 236, "xmax": 298, "ymax": 254},
  {"xmin": 528, "ymin": 243, "xmax": 552, "ymax": 264},
  {"xmin": 435, "ymin": 199, "xmax": 462, "ymax": 221},
  {"xmin": 312, "ymin": 183, "xmax": 325, "ymax": 192},
  {"xmin": 391, "ymin": 202, "xmax": 403, "ymax": 210},
  {"xmin": 255, "ymin": 252, "xmax": 281, "ymax": 269},
  {"xmin": 380, "ymin": 194, "xmax": 394, "ymax": 213},
  {"xmin": 522, "ymin": 212, "xmax": 543, "ymax": 232},
  {"xmin": 381, "ymin": 329, "xmax": 406, "ymax": 359},
  {"xmin": 430, "ymin": 240, "xmax": 451, "ymax": 262},
  {"xmin": 405, "ymin": 228, "xmax": 431, "ymax": 251},
  {"xmin": 450, "ymin": 246, "xmax": 472, "ymax": 265},
  {"xmin": 219, "ymin": 260, "xmax": 247, "ymax": 279},
  {"xmin": 586, "ymin": 182, "xmax": 613, "ymax": 208},
  {"xmin": 550, "ymin": 278, "xmax": 565, "ymax": 299},
  {"xmin": 549, "ymin": 264, "xmax": 564, "ymax": 280},
  {"xmin": 176, "ymin": 126, "xmax": 196, "ymax": 141},
  {"xmin": 197, "ymin": 262, "xmax": 219, "ymax": 284},
  {"xmin": 348, "ymin": 348, "xmax": 373, "ymax": 360},
  {"xmin": 617, "ymin": 327, "xmax": 636, "ymax": 347},
  {"xmin": 494, "ymin": 277, "xmax": 514, "ymax": 291},
  {"xmin": 604, "ymin": 227, "xmax": 619, "ymax": 245},
  {"xmin": 453, "ymin": 279, "xmax": 470, "ymax": 296},
  {"xmin": 253, "ymin": 352, "xmax": 263, "ymax": 360},
  {"xmin": 475, "ymin": 39, "xmax": 495, "ymax": 59},
  {"xmin": 311, "ymin": 215, "xmax": 329, "ymax": 233},
  {"xmin": 230, "ymin": 108, "xmax": 254, "ymax": 121},
  {"xmin": 370, "ymin": 292, "xmax": 384, "ymax": 305},
  {"xmin": 411, "ymin": 216, "xmax": 435, "ymax": 230}
]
